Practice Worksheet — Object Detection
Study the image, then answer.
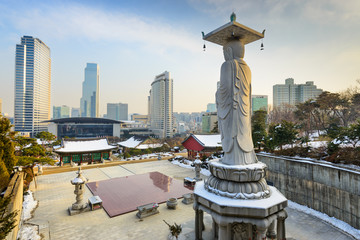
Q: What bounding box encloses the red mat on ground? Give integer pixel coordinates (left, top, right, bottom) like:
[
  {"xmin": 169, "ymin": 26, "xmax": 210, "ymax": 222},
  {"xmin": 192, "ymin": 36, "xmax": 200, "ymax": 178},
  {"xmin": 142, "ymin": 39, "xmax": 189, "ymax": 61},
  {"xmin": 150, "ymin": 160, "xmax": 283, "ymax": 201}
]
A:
[{"xmin": 86, "ymin": 171, "xmax": 193, "ymax": 218}]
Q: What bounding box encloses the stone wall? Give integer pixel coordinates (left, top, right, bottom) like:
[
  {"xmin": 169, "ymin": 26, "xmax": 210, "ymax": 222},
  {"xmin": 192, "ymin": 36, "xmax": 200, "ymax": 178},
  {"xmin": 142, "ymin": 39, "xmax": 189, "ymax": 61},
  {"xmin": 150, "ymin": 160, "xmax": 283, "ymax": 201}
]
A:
[
  {"xmin": 4, "ymin": 172, "xmax": 24, "ymax": 240},
  {"xmin": 257, "ymin": 153, "xmax": 360, "ymax": 229}
]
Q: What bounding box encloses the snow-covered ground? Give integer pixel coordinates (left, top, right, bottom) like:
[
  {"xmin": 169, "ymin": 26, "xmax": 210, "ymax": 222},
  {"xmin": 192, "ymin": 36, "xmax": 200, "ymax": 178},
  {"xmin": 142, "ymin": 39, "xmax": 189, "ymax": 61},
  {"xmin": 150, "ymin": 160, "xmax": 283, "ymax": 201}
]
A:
[
  {"xmin": 125, "ymin": 152, "xmax": 174, "ymax": 161},
  {"xmin": 171, "ymin": 159, "xmax": 211, "ymax": 177},
  {"xmin": 172, "ymin": 158, "xmax": 360, "ymax": 239},
  {"xmin": 22, "ymin": 190, "xmax": 38, "ymax": 221},
  {"xmin": 17, "ymin": 225, "xmax": 41, "ymax": 240},
  {"xmin": 17, "ymin": 190, "xmax": 41, "ymax": 240},
  {"xmin": 288, "ymin": 201, "xmax": 360, "ymax": 239}
]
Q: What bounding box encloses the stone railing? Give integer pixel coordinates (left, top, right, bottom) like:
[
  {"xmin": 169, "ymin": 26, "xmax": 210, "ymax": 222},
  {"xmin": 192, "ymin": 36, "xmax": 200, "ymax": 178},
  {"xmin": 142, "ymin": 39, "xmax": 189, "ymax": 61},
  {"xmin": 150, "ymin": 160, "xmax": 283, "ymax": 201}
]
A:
[
  {"xmin": 4, "ymin": 172, "xmax": 24, "ymax": 240},
  {"xmin": 257, "ymin": 153, "xmax": 360, "ymax": 229}
]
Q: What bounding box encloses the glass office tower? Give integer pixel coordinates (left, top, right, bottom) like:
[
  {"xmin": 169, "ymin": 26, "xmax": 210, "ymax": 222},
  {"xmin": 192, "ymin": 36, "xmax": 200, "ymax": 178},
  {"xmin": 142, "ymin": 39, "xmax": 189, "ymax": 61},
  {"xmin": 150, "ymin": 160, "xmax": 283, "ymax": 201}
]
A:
[
  {"xmin": 14, "ymin": 36, "xmax": 51, "ymax": 136},
  {"xmin": 80, "ymin": 63, "xmax": 99, "ymax": 117},
  {"xmin": 107, "ymin": 103, "xmax": 128, "ymax": 121}
]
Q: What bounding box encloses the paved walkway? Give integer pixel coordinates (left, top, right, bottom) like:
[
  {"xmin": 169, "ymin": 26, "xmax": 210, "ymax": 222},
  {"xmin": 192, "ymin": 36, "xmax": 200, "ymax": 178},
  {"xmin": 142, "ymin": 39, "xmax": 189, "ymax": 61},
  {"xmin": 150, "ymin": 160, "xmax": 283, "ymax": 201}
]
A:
[{"xmin": 29, "ymin": 160, "xmax": 356, "ymax": 240}]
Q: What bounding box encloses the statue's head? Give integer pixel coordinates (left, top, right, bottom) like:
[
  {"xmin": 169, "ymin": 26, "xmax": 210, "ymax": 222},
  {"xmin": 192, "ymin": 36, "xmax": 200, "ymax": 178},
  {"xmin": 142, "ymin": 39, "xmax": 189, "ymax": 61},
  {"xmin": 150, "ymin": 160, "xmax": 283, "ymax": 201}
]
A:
[{"xmin": 223, "ymin": 40, "xmax": 244, "ymax": 60}]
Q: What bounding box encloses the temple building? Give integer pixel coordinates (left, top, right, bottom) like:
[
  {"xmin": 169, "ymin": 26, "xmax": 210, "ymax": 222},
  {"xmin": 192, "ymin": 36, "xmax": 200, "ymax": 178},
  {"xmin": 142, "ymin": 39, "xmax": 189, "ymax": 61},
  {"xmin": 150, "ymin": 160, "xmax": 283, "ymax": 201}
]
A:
[
  {"xmin": 182, "ymin": 134, "xmax": 221, "ymax": 159},
  {"xmin": 55, "ymin": 138, "xmax": 117, "ymax": 165}
]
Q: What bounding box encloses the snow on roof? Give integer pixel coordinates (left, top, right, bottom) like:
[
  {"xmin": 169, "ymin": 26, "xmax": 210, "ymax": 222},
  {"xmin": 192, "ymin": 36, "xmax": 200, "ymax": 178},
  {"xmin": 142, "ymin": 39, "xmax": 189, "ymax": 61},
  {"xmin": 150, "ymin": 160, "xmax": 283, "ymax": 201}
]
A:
[
  {"xmin": 193, "ymin": 134, "xmax": 222, "ymax": 147},
  {"xmin": 136, "ymin": 143, "xmax": 163, "ymax": 149},
  {"xmin": 117, "ymin": 136, "xmax": 143, "ymax": 148},
  {"xmin": 55, "ymin": 138, "xmax": 116, "ymax": 153}
]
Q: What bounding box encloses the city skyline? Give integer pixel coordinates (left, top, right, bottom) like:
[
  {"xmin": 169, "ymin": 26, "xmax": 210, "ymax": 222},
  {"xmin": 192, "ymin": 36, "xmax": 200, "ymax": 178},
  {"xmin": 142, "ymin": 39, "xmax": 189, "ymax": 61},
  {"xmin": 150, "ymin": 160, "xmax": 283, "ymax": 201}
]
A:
[{"xmin": 1, "ymin": 0, "xmax": 359, "ymax": 116}]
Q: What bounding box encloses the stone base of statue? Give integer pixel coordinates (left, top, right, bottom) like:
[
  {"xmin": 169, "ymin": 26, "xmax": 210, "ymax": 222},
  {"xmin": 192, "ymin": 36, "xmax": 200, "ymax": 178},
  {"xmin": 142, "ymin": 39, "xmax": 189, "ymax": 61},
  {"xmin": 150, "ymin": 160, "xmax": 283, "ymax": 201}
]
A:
[
  {"xmin": 194, "ymin": 160, "xmax": 288, "ymax": 240},
  {"xmin": 68, "ymin": 204, "xmax": 90, "ymax": 216}
]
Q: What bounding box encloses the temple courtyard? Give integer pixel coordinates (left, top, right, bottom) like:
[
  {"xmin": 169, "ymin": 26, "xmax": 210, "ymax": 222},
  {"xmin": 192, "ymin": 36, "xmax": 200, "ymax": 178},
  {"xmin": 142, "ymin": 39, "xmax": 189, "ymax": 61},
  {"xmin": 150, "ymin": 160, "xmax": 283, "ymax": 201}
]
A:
[{"xmin": 28, "ymin": 160, "xmax": 356, "ymax": 240}]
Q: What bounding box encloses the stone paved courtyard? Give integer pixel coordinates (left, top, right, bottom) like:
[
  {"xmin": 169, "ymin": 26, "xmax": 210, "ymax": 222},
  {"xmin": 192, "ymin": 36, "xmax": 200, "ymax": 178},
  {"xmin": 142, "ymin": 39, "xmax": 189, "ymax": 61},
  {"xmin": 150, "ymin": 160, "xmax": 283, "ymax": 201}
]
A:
[{"xmin": 29, "ymin": 160, "xmax": 355, "ymax": 240}]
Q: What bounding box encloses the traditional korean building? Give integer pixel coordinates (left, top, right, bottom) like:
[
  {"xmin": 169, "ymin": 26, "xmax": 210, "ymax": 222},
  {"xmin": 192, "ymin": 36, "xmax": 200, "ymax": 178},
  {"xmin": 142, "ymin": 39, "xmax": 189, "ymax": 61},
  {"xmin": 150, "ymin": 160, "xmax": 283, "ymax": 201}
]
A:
[
  {"xmin": 117, "ymin": 136, "xmax": 166, "ymax": 151},
  {"xmin": 55, "ymin": 138, "xmax": 117, "ymax": 165},
  {"xmin": 182, "ymin": 134, "xmax": 221, "ymax": 159}
]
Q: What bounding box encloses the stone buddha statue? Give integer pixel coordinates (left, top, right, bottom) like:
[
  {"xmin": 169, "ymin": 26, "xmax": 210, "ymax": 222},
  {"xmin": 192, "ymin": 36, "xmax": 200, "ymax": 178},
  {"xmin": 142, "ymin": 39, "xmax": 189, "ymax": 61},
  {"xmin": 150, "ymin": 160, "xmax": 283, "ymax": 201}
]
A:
[{"xmin": 216, "ymin": 39, "xmax": 258, "ymax": 165}]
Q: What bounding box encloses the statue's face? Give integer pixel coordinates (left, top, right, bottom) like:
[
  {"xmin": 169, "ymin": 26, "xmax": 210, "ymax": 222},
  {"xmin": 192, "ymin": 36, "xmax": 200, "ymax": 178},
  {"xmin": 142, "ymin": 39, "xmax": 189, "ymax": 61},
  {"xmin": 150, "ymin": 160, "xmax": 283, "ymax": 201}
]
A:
[{"xmin": 223, "ymin": 40, "xmax": 244, "ymax": 60}]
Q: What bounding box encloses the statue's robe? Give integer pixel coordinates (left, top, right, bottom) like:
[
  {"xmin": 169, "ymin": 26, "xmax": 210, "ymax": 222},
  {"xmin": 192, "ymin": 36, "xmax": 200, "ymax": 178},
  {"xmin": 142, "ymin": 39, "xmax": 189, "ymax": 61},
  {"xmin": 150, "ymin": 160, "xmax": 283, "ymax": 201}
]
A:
[{"xmin": 216, "ymin": 58, "xmax": 258, "ymax": 165}]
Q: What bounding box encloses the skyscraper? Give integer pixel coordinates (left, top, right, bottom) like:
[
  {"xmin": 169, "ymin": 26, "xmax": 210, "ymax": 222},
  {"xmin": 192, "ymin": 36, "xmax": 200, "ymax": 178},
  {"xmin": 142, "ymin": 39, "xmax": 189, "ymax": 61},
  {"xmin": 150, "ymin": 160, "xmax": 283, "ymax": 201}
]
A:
[
  {"xmin": 14, "ymin": 36, "xmax": 51, "ymax": 136},
  {"xmin": 149, "ymin": 71, "xmax": 173, "ymax": 138},
  {"xmin": 107, "ymin": 103, "xmax": 128, "ymax": 121},
  {"xmin": 273, "ymin": 78, "xmax": 323, "ymax": 107},
  {"xmin": 80, "ymin": 63, "xmax": 99, "ymax": 117},
  {"xmin": 53, "ymin": 105, "xmax": 70, "ymax": 119},
  {"xmin": 251, "ymin": 95, "xmax": 268, "ymax": 113},
  {"xmin": 71, "ymin": 108, "xmax": 80, "ymax": 118}
]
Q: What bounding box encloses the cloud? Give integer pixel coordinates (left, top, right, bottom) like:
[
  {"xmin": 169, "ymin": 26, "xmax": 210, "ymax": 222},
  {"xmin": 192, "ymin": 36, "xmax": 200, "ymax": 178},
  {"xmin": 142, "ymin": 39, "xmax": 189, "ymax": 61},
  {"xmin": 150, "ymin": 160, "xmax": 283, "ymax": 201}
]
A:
[
  {"xmin": 3, "ymin": 2, "xmax": 200, "ymax": 53},
  {"xmin": 188, "ymin": 0, "xmax": 360, "ymax": 25}
]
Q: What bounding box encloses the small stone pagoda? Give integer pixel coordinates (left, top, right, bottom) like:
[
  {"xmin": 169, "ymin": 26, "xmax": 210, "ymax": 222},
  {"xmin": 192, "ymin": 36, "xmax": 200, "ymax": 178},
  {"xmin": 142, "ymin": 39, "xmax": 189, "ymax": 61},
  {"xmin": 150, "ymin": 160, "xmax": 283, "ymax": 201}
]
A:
[{"xmin": 194, "ymin": 13, "xmax": 287, "ymax": 240}]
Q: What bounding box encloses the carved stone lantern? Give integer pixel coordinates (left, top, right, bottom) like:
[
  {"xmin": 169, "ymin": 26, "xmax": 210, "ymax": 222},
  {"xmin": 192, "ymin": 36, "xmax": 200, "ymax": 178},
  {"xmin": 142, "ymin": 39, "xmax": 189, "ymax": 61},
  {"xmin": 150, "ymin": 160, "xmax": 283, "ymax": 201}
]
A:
[
  {"xmin": 68, "ymin": 167, "xmax": 90, "ymax": 215},
  {"xmin": 194, "ymin": 156, "xmax": 202, "ymax": 181}
]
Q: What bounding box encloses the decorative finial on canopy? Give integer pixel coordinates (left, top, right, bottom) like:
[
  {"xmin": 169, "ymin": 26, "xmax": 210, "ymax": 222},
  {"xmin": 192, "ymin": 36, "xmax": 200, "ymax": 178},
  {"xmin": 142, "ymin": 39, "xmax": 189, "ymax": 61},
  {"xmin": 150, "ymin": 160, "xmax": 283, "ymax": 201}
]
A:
[{"xmin": 230, "ymin": 12, "xmax": 236, "ymax": 22}]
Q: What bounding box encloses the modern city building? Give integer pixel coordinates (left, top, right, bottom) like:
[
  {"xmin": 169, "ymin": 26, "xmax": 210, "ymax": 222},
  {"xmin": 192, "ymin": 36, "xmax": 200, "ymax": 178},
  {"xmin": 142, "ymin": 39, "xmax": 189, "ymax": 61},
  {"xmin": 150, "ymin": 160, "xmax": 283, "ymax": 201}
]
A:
[
  {"xmin": 273, "ymin": 78, "xmax": 323, "ymax": 107},
  {"xmin": 107, "ymin": 103, "xmax": 128, "ymax": 121},
  {"xmin": 46, "ymin": 117, "xmax": 121, "ymax": 139},
  {"xmin": 131, "ymin": 114, "xmax": 149, "ymax": 124},
  {"xmin": 71, "ymin": 108, "xmax": 80, "ymax": 118},
  {"xmin": 201, "ymin": 112, "xmax": 218, "ymax": 133},
  {"xmin": 207, "ymin": 103, "xmax": 216, "ymax": 112},
  {"xmin": 53, "ymin": 105, "xmax": 70, "ymax": 119},
  {"xmin": 251, "ymin": 95, "xmax": 268, "ymax": 113},
  {"xmin": 80, "ymin": 63, "xmax": 99, "ymax": 117},
  {"xmin": 14, "ymin": 36, "xmax": 51, "ymax": 136},
  {"xmin": 149, "ymin": 71, "xmax": 173, "ymax": 138}
]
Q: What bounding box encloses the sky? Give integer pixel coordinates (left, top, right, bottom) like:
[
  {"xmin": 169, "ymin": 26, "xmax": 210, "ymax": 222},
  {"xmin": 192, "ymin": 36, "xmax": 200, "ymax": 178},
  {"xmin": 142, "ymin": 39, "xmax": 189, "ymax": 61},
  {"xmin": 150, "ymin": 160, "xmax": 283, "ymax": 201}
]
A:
[{"xmin": 0, "ymin": 0, "xmax": 359, "ymax": 117}]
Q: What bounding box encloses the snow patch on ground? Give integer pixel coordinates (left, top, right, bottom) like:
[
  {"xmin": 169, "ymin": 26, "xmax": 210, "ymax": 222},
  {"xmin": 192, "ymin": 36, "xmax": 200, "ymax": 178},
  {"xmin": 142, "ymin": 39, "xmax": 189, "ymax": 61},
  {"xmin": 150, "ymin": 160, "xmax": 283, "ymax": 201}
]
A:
[
  {"xmin": 171, "ymin": 160, "xmax": 211, "ymax": 176},
  {"xmin": 22, "ymin": 190, "xmax": 38, "ymax": 221},
  {"xmin": 288, "ymin": 200, "xmax": 360, "ymax": 239},
  {"xmin": 18, "ymin": 225, "xmax": 41, "ymax": 240},
  {"xmin": 17, "ymin": 190, "xmax": 41, "ymax": 240}
]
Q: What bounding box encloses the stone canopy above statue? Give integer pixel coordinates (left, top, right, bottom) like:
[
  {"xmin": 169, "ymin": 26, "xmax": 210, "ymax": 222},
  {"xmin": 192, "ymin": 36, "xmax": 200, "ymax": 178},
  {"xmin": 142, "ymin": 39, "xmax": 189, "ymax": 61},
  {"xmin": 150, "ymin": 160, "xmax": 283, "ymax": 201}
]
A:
[{"xmin": 203, "ymin": 13, "xmax": 264, "ymax": 46}]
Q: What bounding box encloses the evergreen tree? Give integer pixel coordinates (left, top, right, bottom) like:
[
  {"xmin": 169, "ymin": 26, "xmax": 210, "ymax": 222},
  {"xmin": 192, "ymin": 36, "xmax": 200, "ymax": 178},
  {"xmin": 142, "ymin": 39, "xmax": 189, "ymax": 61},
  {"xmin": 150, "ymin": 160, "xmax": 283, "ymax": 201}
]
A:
[
  {"xmin": 251, "ymin": 110, "xmax": 267, "ymax": 150},
  {"xmin": 0, "ymin": 195, "xmax": 18, "ymax": 239},
  {"xmin": 35, "ymin": 131, "xmax": 57, "ymax": 145},
  {"xmin": 268, "ymin": 120, "xmax": 298, "ymax": 150},
  {"xmin": 339, "ymin": 120, "xmax": 360, "ymax": 148},
  {"xmin": 0, "ymin": 116, "xmax": 17, "ymax": 174},
  {"xmin": 211, "ymin": 121, "xmax": 219, "ymax": 133}
]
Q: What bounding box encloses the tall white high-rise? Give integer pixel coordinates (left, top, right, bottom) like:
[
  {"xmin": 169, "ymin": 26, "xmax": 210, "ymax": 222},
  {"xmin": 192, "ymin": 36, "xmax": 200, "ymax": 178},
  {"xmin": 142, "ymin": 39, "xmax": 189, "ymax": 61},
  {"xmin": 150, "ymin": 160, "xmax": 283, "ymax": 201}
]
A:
[
  {"xmin": 14, "ymin": 36, "xmax": 51, "ymax": 136},
  {"xmin": 149, "ymin": 71, "xmax": 173, "ymax": 138},
  {"xmin": 80, "ymin": 63, "xmax": 99, "ymax": 117}
]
